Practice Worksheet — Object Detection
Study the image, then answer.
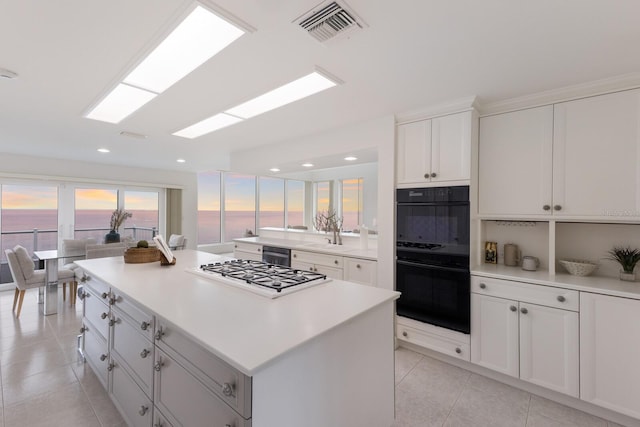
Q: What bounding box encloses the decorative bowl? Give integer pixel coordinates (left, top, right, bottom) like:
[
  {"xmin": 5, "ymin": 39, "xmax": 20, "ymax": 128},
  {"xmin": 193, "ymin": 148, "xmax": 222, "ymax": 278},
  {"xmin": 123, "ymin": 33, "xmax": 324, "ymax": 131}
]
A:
[{"xmin": 558, "ymin": 259, "xmax": 598, "ymax": 276}]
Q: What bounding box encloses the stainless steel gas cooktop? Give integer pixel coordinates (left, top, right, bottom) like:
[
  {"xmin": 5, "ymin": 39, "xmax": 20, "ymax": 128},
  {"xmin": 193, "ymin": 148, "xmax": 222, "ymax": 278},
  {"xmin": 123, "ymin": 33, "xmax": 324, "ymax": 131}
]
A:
[{"xmin": 187, "ymin": 259, "xmax": 331, "ymax": 298}]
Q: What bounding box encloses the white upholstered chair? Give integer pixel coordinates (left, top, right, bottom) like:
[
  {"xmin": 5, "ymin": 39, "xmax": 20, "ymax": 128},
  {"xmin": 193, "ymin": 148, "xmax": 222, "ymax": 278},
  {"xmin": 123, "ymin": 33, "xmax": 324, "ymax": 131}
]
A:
[
  {"xmin": 84, "ymin": 242, "xmax": 126, "ymax": 259},
  {"xmin": 5, "ymin": 246, "xmax": 76, "ymax": 317},
  {"xmin": 168, "ymin": 234, "xmax": 186, "ymax": 250}
]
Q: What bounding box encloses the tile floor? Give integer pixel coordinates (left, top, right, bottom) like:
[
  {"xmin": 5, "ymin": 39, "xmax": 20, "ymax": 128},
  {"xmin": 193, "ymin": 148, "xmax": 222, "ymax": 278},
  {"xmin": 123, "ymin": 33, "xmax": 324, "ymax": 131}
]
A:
[{"xmin": 0, "ymin": 288, "xmax": 631, "ymax": 427}]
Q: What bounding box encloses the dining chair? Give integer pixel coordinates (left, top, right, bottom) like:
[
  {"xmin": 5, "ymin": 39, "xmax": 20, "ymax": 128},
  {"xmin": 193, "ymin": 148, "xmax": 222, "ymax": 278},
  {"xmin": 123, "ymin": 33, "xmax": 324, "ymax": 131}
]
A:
[
  {"xmin": 61, "ymin": 238, "xmax": 97, "ymax": 304},
  {"xmin": 4, "ymin": 246, "xmax": 76, "ymax": 317},
  {"xmin": 168, "ymin": 234, "xmax": 186, "ymax": 250},
  {"xmin": 84, "ymin": 243, "xmax": 127, "ymax": 259}
]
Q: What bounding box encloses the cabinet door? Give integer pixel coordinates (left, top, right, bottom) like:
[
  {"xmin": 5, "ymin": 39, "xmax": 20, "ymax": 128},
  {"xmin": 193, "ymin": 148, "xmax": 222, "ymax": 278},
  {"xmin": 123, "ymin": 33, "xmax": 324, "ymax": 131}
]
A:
[
  {"xmin": 83, "ymin": 321, "xmax": 109, "ymax": 388},
  {"xmin": 314, "ymin": 264, "xmax": 343, "ymax": 280},
  {"xmin": 519, "ymin": 303, "xmax": 578, "ymax": 397},
  {"xmin": 343, "ymin": 258, "xmax": 377, "ymax": 286},
  {"xmin": 470, "ymin": 294, "xmax": 519, "ymax": 377},
  {"xmin": 431, "ymin": 111, "xmax": 471, "ymax": 182},
  {"xmin": 234, "ymin": 250, "xmax": 263, "ymax": 262},
  {"xmin": 397, "ymin": 119, "xmax": 432, "ymax": 184},
  {"xmin": 478, "ymin": 106, "xmax": 553, "ymax": 216},
  {"xmin": 110, "ymin": 355, "xmax": 153, "ymax": 427},
  {"xmin": 553, "ymin": 89, "xmax": 640, "ymax": 217},
  {"xmin": 580, "ymin": 293, "xmax": 640, "ymax": 419}
]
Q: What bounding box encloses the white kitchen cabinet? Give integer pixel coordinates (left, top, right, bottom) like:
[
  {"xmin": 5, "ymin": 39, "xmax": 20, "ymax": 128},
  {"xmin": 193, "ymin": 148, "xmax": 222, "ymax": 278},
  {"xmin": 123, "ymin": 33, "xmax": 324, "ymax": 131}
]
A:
[
  {"xmin": 291, "ymin": 249, "xmax": 343, "ymax": 279},
  {"xmin": 234, "ymin": 241, "xmax": 263, "ymax": 261},
  {"xmin": 478, "ymin": 106, "xmax": 553, "ymax": 216},
  {"xmin": 397, "ymin": 316, "xmax": 470, "ymax": 361},
  {"xmin": 470, "ymin": 277, "xmax": 579, "ymax": 397},
  {"xmin": 553, "ymin": 89, "xmax": 640, "ymax": 218},
  {"xmin": 81, "ymin": 277, "xmax": 112, "ymax": 389},
  {"xmin": 397, "ymin": 111, "xmax": 471, "ymax": 186},
  {"xmin": 580, "ymin": 292, "xmax": 640, "ymax": 419},
  {"xmin": 110, "ymin": 354, "xmax": 154, "ymax": 427},
  {"xmin": 343, "ymin": 257, "xmax": 377, "ymax": 286}
]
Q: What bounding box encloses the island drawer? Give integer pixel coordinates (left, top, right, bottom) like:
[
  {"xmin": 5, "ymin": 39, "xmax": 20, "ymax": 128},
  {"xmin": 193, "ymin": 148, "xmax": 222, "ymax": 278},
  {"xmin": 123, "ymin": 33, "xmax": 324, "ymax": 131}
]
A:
[
  {"xmin": 155, "ymin": 319, "xmax": 252, "ymax": 418},
  {"xmin": 291, "ymin": 250, "xmax": 343, "ymax": 268},
  {"xmin": 83, "ymin": 321, "xmax": 109, "ymax": 388},
  {"xmin": 471, "ymin": 276, "xmax": 579, "ymax": 311},
  {"xmin": 111, "ymin": 291, "xmax": 155, "ymax": 342},
  {"xmin": 82, "ymin": 274, "xmax": 110, "ymax": 299},
  {"xmin": 234, "ymin": 242, "xmax": 262, "ymax": 254},
  {"xmin": 83, "ymin": 289, "xmax": 111, "ymax": 342},
  {"xmin": 110, "ymin": 353, "xmax": 153, "ymax": 427}
]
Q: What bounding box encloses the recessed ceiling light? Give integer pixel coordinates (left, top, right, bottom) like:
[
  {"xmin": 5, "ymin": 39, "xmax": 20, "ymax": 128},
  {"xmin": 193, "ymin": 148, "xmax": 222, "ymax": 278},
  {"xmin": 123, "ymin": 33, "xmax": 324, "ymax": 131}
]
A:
[
  {"xmin": 173, "ymin": 113, "xmax": 243, "ymax": 139},
  {"xmin": 174, "ymin": 69, "xmax": 340, "ymax": 138},
  {"xmin": 302, "ymin": 163, "xmax": 314, "ymax": 167},
  {"xmin": 120, "ymin": 131, "xmax": 148, "ymax": 139},
  {"xmin": 269, "ymin": 168, "xmax": 280, "ymax": 172},
  {"xmin": 85, "ymin": 5, "xmax": 247, "ymax": 124},
  {"xmin": 0, "ymin": 68, "xmax": 18, "ymax": 79},
  {"xmin": 344, "ymin": 156, "xmax": 357, "ymax": 161},
  {"xmin": 97, "ymin": 148, "xmax": 110, "ymax": 153},
  {"xmin": 176, "ymin": 158, "xmax": 186, "ymax": 163}
]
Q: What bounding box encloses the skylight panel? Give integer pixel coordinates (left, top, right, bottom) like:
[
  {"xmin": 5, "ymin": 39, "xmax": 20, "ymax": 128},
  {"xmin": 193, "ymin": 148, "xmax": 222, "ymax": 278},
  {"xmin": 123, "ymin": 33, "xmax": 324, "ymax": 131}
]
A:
[
  {"xmin": 173, "ymin": 113, "xmax": 243, "ymax": 139},
  {"xmin": 226, "ymin": 72, "xmax": 337, "ymax": 119},
  {"xmin": 124, "ymin": 6, "xmax": 245, "ymax": 93},
  {"xmin": 85, "ymin": 84, "xmax": 156, "ymax": 124}
]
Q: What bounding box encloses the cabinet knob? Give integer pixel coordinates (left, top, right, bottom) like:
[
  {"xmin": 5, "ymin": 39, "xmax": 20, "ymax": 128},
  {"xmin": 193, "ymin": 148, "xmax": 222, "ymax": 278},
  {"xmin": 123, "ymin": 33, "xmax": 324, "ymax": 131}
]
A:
[
  {"xmin": 258, "ymin": 248, "xmax": 261, "ymax": 252},
  {"xmin": 356, "ymin": 264, "xmax": 361, "ymax": 269},
  {"xmin": 154, "ymin": 360, "xmax": 163, "ymax": 372},
  {"xmin": 510, "ymin": 305, "xmax": 517, "ymax": 312},
  {"xmin": 80, "ymin": 274, "xmax": 90, "ymax": 283},
  {"xmin": 334, "ymin": 260, "xmax": 338, "ymax": 264},
  {"xmin": 107, "ymin": 363, "xmax": 115, "ymax": 372},
  {"xmin": 234, "ymin": 244, "xmax": 237, "ymax": 248},
  {"xmin": 520, "ymin": 307, "xmax": 528, "ymax": 314},
  {"xmin": 154, "ymin": 327, "xmax": 164, "ymax": 341},
  {"xmin": 80, "ymin": 325, "xmax": 87, "ymax": 333},
  {"xmin": 140, "ymin": 349, "xmax": 150, "ymax": 359},
  {"xmin": 79, "ymin": 290, "xmax": 87, "ymax": 300},
  {"xmin": 140, "ymin": 321, "xmax": 150, "ymax": 331},
  {"xmin": 138, "ymin": 405, "xmax": 148, "ymax": 416},
  {"xmin": 293, "ymin": 254, "xmax": 297, "ymax": 258},
  {"xmin": 557, "ymin": 295, "xmax": 566, "ymax": 302},
  {"xmin": 424, "ymin": 173, "xmax": 430, "ymax": 179},
  {"xmin": 554, "ymin": 205, "xmax": 562, "ymax": 211},
  {"xmin": 101, "ymin": 292, "xmax": 108, "ymax": 299},
  {"xmin": 109, "ymin": 319, "xmax": 116, "ymax": 326},
  {"xmin": 100, "ymin": 354, "xmax": 107, "ymax": 362},
  {"xmin": 402, "ymin": 331, "xmax": 408, "ymax": 337},
  {"xmin": 222, "ymin": 382, "xmax": 234, "ymax": 397},
  {"xmin": 455, "ymin": 347, "xmax": 462, "ymax": 354},
  {"xmin": 479, "ymin": 283, "xmax": 486, "ymax": 289},
  {"xmin": 100, "ymin": 312, "xmax": 108, "ymax": 319},
  {"xmin": 430, "ymin": 172, "xmax": 437, "ymax": 178},
  {"xmin": 543, "ymin": 205, "xmax": 551, "ymax": 211}
]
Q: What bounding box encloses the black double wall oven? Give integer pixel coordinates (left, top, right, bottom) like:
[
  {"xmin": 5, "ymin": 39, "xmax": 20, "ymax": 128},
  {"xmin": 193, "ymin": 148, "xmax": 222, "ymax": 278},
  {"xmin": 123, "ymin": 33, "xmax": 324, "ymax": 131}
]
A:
[{"xmin": 396, "ymin": 186, "xmax": 470, "ymax": 334}]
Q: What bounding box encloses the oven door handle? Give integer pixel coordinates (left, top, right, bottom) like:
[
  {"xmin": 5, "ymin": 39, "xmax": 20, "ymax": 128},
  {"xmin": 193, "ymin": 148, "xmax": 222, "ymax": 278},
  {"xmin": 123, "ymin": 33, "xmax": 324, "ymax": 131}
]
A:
[{"xmin": 397, "ymin": 259, "xmax": 469, "ymax": 273}]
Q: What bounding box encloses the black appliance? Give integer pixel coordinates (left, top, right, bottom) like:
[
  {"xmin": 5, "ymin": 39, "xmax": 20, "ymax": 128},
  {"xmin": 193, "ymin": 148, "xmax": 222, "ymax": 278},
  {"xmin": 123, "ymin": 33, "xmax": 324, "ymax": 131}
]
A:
[
  {"xmin": 262, "ymin": 245, "xmax": 291, "ymax": 267},
  {"xmin": 396, "ymin": 186, "xmax": 470, "ymax": 334}
]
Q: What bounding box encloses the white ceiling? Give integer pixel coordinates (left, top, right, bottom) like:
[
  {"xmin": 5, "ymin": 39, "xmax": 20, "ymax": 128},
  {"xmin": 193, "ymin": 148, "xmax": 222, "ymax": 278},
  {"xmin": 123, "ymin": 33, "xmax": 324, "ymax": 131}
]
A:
[{"xmin": 1, "ymin": 0, "xmax": 639, "ymax": 174}]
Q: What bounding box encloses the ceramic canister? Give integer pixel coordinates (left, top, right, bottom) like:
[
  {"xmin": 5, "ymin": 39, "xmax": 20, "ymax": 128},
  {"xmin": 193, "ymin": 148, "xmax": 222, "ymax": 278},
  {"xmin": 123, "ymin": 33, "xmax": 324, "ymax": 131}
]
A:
[{"xmin": 504, "ymin": 243, "xmax": 520, "ymax": 266}]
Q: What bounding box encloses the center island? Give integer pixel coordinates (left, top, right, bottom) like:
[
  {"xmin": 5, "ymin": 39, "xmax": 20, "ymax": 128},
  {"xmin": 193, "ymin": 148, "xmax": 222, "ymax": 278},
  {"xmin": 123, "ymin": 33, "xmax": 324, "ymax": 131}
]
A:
[{"xmin": 76, "ymin": 249, "xmax": 400, "ymax": 427}]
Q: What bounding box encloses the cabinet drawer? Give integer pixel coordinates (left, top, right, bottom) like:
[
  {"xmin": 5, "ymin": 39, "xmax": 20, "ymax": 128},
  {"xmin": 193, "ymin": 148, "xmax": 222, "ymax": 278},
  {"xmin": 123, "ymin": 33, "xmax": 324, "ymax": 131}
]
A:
[
  {"xmin": 112, "ymin": 308, "xmax": 154, "ymax": 398},
  {"xmin": 234, "ymin": 250, "xmax": 263, "ymax": 262},
  {"xmin": 343, "ymin": 258, "xmax": 377, "ymax": 286},
  {"xmin": 155, "ymin": 348, "xmax": 251, "ymax": 427},
  {"xmin": 83, "ymin": 289, "xmax": 110, "ymax": 342},
  {"xmin": 111, "ymin": 292, "xmax": 155, "ymax": 342},
  {"xmin": 291, "ymin": 250, "xmax": 342, "ymax": 268},
  {"xmin": 83, "ymin": 321, "xmax": 109, "ymax": 388},
  {"xmin": 155, "ymin": 320, "xmax": 251, "ymax": 418},
  {"xmin": 471, "ymin": 276, "xmax": 578, "ymax": 311},
  {"xmin": 234, "ymin": 242, "xmax": 262, "ymax": 254},
  {"xmin": 397, "ymin": 318, "xmax": 470, "ymax": 362},
  {"xmin": 110, "ymin": 355, "xmax": 153, "ymax": 427}
]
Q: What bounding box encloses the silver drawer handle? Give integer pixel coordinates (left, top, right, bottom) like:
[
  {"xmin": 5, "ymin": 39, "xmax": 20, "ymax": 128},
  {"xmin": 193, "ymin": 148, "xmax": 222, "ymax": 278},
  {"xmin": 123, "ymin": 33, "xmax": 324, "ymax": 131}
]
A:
[
  {"xmin": 510, "ymin": 305, "xmax": 517, "ymax": 312},
  {"xmin": 557, "ymin": 295, "xmax": 566, "ymax": 302},
  {"xmin": 520, "ymin": 307, "xmax": 528, "ymax": 314},
  {"xmin": 140, "ymin": 321, "xmax": 150, "ymax": 331},
  {"xmin": 101, "ymin": 312, "xmax": 108, "ymax": 319},
  {"xmin": 154, "ymin": 361, "xmax": 164, "ymax": 372},
  {"xmin": 100, "ymin": 354, "xmax": 107, "ymax": 362},
  {"xmin": 107, "ymin": 363, "xmax": 115, "ymax": 372},
  {"xmin": 101, "ymin": 292, "xmax": 108, "ymax": 299},
  {"xmin": 222, "ymin": 382, "xmax": 234, "ymax": 397},
  {"xmin": 402, "ymin": 331, "xmax": 408, "ymax": 337},
  {"xmin": 140, "ymin": 349, "xmax": 150, "ymax": 359},
  {"xmin": 80, "ymin": 325, "xmax": 87, "ymax": 333},
  {"xmin": 455, "ymin": 347, "xmax": 461, "ymax": 354},
  {"xmin": 138, "ymin": 405, "xmax": 148, "ymax": 416},
  {"xmin": 154, "ymin": 327, "xmax": 164, "ymax": 341}
]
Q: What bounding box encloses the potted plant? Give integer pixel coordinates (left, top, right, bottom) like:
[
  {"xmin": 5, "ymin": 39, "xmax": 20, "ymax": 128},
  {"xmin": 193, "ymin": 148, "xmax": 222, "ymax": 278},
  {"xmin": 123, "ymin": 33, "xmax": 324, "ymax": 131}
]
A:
[
  {"xmin": 105, "ymin": 209, "xmax": 132, "ymax": 243},
  {"xmin": 606, "ymin": 246, "xmax": 640, "ymax": 281}
]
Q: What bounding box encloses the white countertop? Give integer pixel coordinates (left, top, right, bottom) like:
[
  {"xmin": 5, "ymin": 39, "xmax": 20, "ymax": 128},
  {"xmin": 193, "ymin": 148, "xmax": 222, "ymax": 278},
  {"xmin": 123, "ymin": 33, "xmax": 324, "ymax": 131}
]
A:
[
  {"xmin": 472, "ymin": 264, "xmax": 640, "ymax": 300},
  {"xmin": 76, "ymin": 250, "xmax": 398, "ymax": 376},
  {"xmin": 234, "ymin": 236, "xmax": 378, "ymax": 260}
]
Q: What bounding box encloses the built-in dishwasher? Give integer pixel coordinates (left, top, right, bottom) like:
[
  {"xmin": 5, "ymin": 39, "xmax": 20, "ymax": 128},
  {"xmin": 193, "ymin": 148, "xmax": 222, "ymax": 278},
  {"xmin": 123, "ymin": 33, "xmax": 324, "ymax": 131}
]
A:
[{"xmin": 262, "ymin": 245, "xmax": 291, "ymax": 267}]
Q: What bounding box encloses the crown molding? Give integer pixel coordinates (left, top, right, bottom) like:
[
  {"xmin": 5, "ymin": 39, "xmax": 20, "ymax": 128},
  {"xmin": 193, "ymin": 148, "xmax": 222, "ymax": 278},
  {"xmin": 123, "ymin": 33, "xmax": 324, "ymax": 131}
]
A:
[
  {"xmin": 395, "ymin": 96, "xmax": 479, "ymax": 124},
  {"xmin": 478, "ymin": 72, "xmax": 640, "ymax": 116}
]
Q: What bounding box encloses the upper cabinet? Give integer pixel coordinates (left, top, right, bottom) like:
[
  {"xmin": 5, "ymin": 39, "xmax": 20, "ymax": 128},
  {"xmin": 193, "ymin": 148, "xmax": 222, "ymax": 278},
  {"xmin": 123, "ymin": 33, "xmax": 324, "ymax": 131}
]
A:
[
  {"xmin": 397, "ymin": 111, "xmax": 471, "ymax": 187},
  {"xmin": 478, "ymin": 89, "xmax": 640, "ymax": 220}
]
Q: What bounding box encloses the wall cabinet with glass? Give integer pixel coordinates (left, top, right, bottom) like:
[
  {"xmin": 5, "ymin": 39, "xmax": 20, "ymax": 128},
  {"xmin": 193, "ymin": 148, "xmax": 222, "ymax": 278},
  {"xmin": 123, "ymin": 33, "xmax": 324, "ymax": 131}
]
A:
[{"xmin": 396, "ymin": 111, "xmax": 472, "ymax": 187}]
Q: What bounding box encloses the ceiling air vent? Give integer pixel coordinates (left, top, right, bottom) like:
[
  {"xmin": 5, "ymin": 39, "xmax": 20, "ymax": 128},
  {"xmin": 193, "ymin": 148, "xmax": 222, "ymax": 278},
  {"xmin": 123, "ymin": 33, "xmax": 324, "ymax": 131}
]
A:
[{"xmin": 294, "ymin": 1, "xmax": 366, "ymax": 43}]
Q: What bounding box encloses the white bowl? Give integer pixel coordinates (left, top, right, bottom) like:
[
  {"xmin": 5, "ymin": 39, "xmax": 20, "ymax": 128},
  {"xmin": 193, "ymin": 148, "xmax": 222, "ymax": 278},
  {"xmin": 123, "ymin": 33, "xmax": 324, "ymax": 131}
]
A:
[{"xmin": 559, "ymin": 259, "xmax": 598, "ymax": 276}]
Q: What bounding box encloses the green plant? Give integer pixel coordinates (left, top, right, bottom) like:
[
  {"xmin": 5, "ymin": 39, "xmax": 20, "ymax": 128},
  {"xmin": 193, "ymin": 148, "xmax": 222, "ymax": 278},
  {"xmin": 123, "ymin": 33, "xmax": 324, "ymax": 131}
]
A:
[
  {"xmin": 109, "ymin": 209, "xmax": 132, "ymax": 231},
  {"xmin": 606, "ymin": 246, "xmax": 640, "ymax": 273}
]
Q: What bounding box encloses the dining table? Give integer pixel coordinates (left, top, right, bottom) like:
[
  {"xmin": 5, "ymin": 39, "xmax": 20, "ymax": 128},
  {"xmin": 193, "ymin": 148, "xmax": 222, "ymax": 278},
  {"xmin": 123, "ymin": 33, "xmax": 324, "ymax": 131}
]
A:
[{"xmin": 34, "ymin": 249, "xmax": 66, "ymax": 315}]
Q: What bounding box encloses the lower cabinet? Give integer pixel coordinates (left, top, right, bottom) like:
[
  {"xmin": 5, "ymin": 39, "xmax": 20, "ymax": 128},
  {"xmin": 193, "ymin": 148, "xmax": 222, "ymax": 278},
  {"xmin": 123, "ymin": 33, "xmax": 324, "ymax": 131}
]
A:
[
  {"xmin": 343, "ymin": 257, "xmax": 377, "ymax": 286},
  {"xmin": 580, "ymin": 292, "xmax": 640, "ymax": 419},
  {"xmin": 234, "ymin": 242, "xmax": 263, "ymax": 262},
  {"xmin": 291, "ymin": 250, "xmax": 343, "ymax": 279},
  {"xmin": 82, "ymin": 319, "xmax": 109, "ymax": 388},
  {"xmin": 470, "ymin": 277, "xmax": 579, "ymax": 397},
  {"xmin": 110, "ymin": 353, "xmax": 153, "ymax": 427}
]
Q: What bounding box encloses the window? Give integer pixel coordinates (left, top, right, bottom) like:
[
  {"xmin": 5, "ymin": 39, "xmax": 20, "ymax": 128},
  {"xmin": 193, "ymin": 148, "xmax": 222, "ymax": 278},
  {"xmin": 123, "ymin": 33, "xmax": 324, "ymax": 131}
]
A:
[
  {"xmin": 1, "ymin": 184, "xmax": 58, "ymax": 256},
  {"xmin": 315, "ymin": 181, "xmax": 331, "ymax": 214},
  {"xmin": 197, "ymin": 171, "xmax": 221, "ymax": 244},
  {"xmin": 341, "ymin": 178, "xmax": 363, "ymax": 231},
  {"xmin": 287, "ymin": 180, "xmax": 305, "ymax": 227},
  {"xmin": 124, "ymin": 190, "xmax": 159, "ymax": 241},
  {"xmin": 224, "ymin": 173, "xmax": 256, "ymax": 240},
  {"xmin": 74, "ymin": 188, "xmax": 118, "ymax": 241},
  {"xmin": 259, "ymin": 177, "xmax": 284, "ymax": 229}
]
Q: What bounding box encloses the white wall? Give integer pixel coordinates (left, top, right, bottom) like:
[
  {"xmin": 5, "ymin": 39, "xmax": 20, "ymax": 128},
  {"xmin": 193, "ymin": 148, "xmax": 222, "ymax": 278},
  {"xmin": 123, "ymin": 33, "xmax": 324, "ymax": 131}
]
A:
[{"xmin": 0, "ymin": 152, "xmax": 198, "ymax": 249}]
